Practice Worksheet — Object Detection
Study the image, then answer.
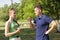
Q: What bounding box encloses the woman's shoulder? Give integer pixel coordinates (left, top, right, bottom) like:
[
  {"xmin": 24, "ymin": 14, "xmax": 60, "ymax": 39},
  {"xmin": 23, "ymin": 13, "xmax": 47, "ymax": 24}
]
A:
[
  {"xmin": 5, "ymin": 20, "xmax": 11, "ymax": 28},
  {"xmin": 5, "ymin": 20, "xmax": 11, "ymax": 25}
]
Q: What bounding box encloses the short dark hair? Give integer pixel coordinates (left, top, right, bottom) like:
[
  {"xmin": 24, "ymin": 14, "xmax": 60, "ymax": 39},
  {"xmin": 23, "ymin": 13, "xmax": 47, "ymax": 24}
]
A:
[{"xmin": 34, "ymin": 4, "xmax": 42, "ymax": 10}]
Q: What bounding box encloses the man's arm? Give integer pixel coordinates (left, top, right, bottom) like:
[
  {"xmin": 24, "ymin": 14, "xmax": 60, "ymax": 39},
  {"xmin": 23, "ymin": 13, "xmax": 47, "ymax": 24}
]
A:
[
  {"xmin": 45, "ymin": 20, "xmax": 57, "ymax": 34},
  {"xmin": 27, "ymin": 16, "xmax": 36, "ymax": 30},
  {"xmin": 29, "ymin": 20, "xmax": 36, "ymax": 29}
]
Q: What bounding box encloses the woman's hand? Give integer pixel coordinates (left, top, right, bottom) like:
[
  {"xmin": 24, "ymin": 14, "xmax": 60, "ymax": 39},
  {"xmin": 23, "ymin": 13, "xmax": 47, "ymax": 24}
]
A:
[{"xmin": 17, "ymin": 27, "xmax": 20, "ymax": 33}]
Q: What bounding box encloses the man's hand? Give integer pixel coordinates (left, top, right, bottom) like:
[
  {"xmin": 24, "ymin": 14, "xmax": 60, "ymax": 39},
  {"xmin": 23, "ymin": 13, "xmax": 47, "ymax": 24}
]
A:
[
  {"xmin": 27, "ymin": 16, "xmax": 32, "ymax": 22},
  {"xmin": 27, "ymin": 16, "xmax": 35, "ymax": 30},
  {"xmin": 45, "ymin": 31, "xmax": 49, "ymax": 35}
]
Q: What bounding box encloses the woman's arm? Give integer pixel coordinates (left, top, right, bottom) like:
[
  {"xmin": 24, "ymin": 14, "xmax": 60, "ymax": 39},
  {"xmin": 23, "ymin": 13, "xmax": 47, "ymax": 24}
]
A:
[{"xmin": 5, "ymin": 21, "xmax": 20, "ymax": 37}]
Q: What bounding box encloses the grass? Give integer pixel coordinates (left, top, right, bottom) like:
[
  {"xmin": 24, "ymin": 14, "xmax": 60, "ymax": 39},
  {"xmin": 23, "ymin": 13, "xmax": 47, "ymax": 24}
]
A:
[
  {"xmin": 0, "ymin": 29, "xmax": 35, "ymax": 40},
  {"xmin": 0, "ymin": 20, "xmax": 35, "ymax": 40},
  {"xmin": 0, "ymin": 20, "xmax": 60, "ymax": 40},
  {"xmin": 0, "ymin": 29, "xmax": 60, "ymax": 40}
]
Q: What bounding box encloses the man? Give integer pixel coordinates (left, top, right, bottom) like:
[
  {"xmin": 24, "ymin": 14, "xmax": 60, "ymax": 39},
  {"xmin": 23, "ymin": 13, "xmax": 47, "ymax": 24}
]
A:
[{"xmin": 27, "ymin": 4, "xmax": 57, "ymax": 40}]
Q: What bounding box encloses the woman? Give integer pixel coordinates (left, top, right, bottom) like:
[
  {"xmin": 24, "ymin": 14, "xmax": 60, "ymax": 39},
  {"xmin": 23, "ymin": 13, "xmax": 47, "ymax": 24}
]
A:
[{"xmin": 5, "ymin": 8, "xmax": 21, "ymax": 40}]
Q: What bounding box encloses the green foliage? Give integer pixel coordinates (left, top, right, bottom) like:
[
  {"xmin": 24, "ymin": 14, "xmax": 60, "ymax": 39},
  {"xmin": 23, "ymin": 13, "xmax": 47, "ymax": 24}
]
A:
[
  {"xmin": 0, "ymin": 0, "xmax": 60, "ymax": 21},
  {"xmin": 0, "ymin": 4, "xmax": 9, "ymax": 21}
]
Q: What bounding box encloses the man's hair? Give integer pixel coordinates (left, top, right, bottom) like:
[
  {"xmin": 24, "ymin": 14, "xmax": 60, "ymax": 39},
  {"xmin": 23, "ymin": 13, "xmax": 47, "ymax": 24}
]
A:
[{"xmin": 34, "ymin": 4, "xmax": 42, "ymax": 10}]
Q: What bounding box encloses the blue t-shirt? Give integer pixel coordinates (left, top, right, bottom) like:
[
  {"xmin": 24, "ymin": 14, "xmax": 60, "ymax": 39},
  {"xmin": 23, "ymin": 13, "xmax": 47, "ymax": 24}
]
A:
[{"xmin": 34, "ymin": 14, "xmax": 53, "ymax": 40}]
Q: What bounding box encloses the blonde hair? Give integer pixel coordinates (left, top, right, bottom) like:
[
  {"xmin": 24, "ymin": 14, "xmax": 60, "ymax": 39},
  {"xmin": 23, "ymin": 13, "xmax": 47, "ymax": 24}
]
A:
[{"xmin": 8, "ymin": 8, "xmax": 16, "ymax": 14}]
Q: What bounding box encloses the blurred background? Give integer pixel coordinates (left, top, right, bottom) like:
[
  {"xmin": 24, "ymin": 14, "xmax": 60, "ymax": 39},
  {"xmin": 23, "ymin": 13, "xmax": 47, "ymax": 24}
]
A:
[{"xmin": 0, "ymin": 0, "xmax": 60, "ymax": 40}]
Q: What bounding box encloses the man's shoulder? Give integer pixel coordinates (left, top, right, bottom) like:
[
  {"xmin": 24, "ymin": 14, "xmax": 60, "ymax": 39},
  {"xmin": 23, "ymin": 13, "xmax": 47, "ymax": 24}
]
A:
[{"xmin": 43, "ymin": 14, "xmax": 49, "ymax": 18}]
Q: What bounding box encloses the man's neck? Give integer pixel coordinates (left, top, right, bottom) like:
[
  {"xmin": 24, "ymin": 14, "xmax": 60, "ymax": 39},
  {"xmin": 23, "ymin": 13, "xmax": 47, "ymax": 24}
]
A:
[{"xmin": 38, "ymin": 13, "xmax": 42, "ymax": 17}]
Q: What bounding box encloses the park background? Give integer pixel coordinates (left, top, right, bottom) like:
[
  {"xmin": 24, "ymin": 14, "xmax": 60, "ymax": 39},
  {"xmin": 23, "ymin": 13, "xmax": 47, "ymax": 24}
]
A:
[{"xmin": 0, "ymin": 0, "xmax": 60, "ymax": 40}]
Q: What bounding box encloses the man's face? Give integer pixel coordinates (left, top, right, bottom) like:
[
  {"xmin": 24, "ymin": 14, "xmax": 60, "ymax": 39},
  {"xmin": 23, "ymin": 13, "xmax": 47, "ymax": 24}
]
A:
[{"xmin": 34, "ymin": 7, "xmax": 42, "ymax": 16}]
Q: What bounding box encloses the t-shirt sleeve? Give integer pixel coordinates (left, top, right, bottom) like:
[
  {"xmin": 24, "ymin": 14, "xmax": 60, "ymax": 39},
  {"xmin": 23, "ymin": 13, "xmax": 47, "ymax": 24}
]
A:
[
  {"xmin": 34, "ymin": 18, "xmax": 36, "ymax": 24},
  {"xmin": 45, "ymin": 16, "xmax": 53, "ymax": 24}
]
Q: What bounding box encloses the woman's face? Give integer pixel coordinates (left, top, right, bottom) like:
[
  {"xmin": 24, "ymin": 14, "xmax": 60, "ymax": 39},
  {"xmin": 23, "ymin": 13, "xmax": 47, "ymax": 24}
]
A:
[{"xmin": 9, "ymin": 10, "xmax": 16, "ymax": 19}]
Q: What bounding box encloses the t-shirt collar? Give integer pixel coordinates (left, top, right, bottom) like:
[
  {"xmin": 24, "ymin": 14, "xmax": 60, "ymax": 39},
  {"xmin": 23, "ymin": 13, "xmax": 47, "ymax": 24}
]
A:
[{"xmin": 38, "ymin": 14, "xmax": 44, "ymax": 19}]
